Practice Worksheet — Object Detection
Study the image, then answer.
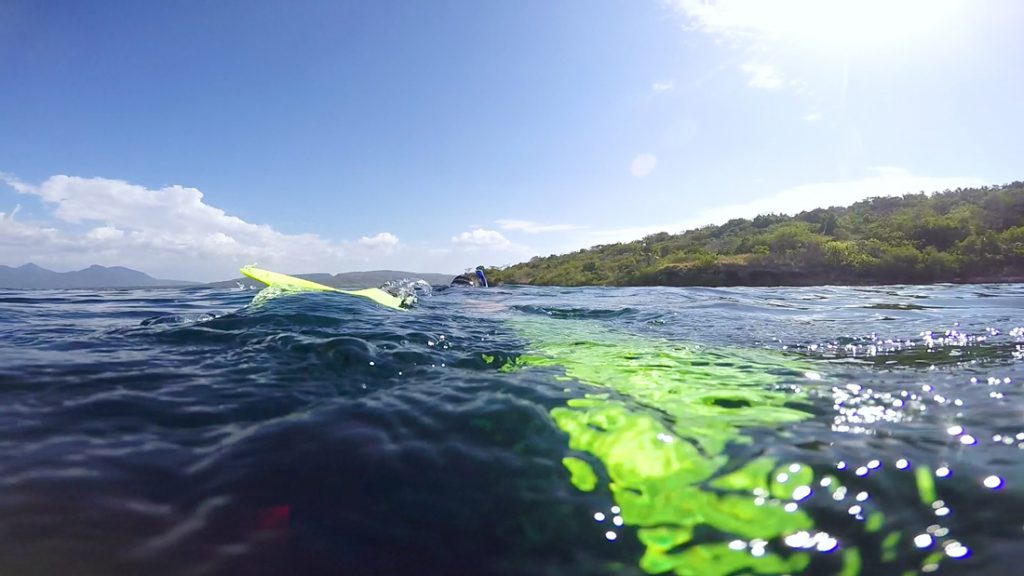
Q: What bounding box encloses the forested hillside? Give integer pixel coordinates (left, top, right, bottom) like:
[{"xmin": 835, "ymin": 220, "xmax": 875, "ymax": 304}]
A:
[{"xmin": 487, "ymin": 182, "xmax": 1024, "ymax": 286}]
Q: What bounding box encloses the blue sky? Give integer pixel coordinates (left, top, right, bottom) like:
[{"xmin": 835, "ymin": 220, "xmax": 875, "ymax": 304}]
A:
[{"xmin": 1, "ymin": 0, "xmax": 1021, "ymax": 281}]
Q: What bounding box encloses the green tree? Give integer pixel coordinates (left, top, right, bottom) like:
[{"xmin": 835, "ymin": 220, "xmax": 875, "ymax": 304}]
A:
[
  {"xmin": 910, "ymin": 216, "xmax": 968, "ymax": 251},
  {"xmin": 487, "ymin": 182, "xmax": 1022, "ymax": 286}
]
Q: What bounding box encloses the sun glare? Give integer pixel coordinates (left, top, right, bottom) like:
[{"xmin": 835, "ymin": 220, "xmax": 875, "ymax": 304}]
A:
[{"xmin": 682, "ymin": 0, "xmax": 970, "ymax": 58}]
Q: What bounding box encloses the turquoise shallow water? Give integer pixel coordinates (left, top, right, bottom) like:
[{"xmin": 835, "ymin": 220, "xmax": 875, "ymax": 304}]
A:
[{"xmin": 0, "ymin": 283, "xmax": 1021, "ymax": 575}]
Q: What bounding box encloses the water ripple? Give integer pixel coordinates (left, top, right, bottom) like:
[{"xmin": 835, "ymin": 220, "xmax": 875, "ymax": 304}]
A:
[{"xmin": 0, "ymin": 284, "xmax": 1021, "ymax": 575}]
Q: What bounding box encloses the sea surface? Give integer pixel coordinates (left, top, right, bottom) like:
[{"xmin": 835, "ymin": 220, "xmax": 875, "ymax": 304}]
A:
[{"xmin": 1, "ymin": 283, "xmax": 1022, "ymax": 576}]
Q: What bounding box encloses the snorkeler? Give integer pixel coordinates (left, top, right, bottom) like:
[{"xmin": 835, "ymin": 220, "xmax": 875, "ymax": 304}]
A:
[{"xmin": 450, "ymin": 265, "xmax": 489, "ymax": 287}]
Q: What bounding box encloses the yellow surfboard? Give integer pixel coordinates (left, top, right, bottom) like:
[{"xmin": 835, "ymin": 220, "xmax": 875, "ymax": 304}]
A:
[{"xmin": 240, "ymin": 266, "xmax": 405, "ymax": 310}]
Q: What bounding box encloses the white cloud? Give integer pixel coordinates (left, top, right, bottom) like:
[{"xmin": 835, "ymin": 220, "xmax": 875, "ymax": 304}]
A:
[
  {"xmin": 573, "ymin": 167, "xmax": 983, "ymax": 246},
  {"xmin": 630, "ymin": 153, "xmax": 658, "ymax": 178},
  {"xmin": 0, "ymin": 174, "xmax": 452, "ymax": 280},
  {"xmin": 0, "ymin": 202, "xmax": 60, "ymax": 247},
  {"xmin": 652, "ymin": 80, "xmax": 676, "ymax": 92},
  {"xmin": 358, "ymin": 232, "xmax": 400, "ymax": 251},
  {"xmin": 451, "ymin": 228, "xmax": 511, "ymax": 248},
  {"xmin": 740, "ymin": 62, "xmax": 782, "ymax": 90},
  {"xmin": 803, "ymin": 112, "xmax": 823, "ymax": 122},
  {"xmin": 667, "ymin": 0, "xmax": 965, "ymax": 47},
  {"xmin": 85, "ymin": 226, "xmax": 125, "ymax": 241},
  {"xmin": 664, "ymin": 0, "xmax": 970, "ymax": 94},
  {"xmin": 668, "ymin": 0, "xmax": 807, "ymax": 42},
  {"xmin": 495, "ymin": 219, "xmax": 583, "ymax": 234},
  {"xmin": 575, "ymin": 223, "xmax": 683, "ymax": 247},
  {"xmin": 447, "ymin": 229, "xmax": 535, "ymax": 268},
  {"xmin": 701, "ymin": 167, "xmax": 983, "ymax": 223},
  {"xmin": 1, "ymin": 204, "xmax": 21, "ymax": 221}
]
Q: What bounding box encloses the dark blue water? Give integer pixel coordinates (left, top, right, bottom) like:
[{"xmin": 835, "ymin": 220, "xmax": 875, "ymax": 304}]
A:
[{"xmin": 1, "ymin": 284, "xmax": 1021, "ymax": 576}]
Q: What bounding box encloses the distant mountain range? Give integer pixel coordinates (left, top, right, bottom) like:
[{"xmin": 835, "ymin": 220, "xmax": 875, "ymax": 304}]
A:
[
  {"xmin": 0, "ymin": 263, "xmax": 456, "ymax": 289},
  {"xmin": 0, "ymin": 263, "xmax": 196, "ymax": 289}
]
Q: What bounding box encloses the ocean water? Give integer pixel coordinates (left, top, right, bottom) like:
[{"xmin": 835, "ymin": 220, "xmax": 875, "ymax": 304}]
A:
[{"xmin": 0, "ymin": 283, "xmax": 1022, "ymax": 576}]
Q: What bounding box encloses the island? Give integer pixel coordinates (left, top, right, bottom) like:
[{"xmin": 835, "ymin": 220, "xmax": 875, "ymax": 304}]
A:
[{"xmin": 486, "ymin": 182, "xmax": 1024, "ymax": 286}]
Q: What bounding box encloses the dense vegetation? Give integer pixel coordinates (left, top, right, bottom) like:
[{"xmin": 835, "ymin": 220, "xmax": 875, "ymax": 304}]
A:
[{"xmin": 487, "ymin": 182, "xmax": 1024, "ymax": 286}]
